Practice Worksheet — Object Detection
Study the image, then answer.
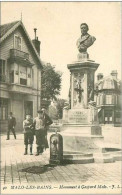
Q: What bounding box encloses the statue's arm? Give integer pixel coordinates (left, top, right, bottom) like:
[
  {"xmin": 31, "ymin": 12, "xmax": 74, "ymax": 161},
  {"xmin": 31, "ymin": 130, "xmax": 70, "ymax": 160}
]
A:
[{"xmin": 87, "ymin": 36, "xmax": 96, "ymax": 47}]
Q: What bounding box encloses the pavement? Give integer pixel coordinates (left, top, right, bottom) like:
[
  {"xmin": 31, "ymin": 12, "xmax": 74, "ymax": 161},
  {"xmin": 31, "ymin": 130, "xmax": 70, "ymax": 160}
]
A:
[{"xmin": 0, "ymin": 127, "xmax": 122, "ymax": 194}]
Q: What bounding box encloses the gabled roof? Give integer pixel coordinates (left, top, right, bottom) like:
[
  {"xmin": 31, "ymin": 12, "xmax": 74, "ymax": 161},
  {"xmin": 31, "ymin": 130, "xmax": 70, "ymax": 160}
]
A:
[
  {"xmin": 0, "ymin": 21, "xmax": 19, "ymax": 38},
  {"xmin": 0, "ymin": 20, "xmax": 43, "ymax": 68}
]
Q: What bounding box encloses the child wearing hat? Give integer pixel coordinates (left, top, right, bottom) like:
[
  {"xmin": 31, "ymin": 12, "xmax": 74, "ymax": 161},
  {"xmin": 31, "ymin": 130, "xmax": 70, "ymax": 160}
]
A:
[{"xmin": 23, "ymin": 114, "xmax": 34, "ymax": 155}]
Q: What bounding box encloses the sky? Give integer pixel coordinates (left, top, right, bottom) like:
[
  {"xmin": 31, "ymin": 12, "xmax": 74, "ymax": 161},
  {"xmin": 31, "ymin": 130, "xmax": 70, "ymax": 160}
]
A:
[{"xmin": 1, "ymin": 2, "xmax": 121, "ymax": 99}]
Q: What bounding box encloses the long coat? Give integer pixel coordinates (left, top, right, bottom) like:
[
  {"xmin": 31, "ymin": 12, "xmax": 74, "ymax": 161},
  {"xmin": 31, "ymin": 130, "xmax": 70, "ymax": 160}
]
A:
[
  {"xmin": 8, "ymin": 117, "xmax": 16, "ymax": 129},
  {"xmin": 43, "ymin": 113, "xmax": 53, "ymax": 135},
  {"xmin": 33, "ymin": 114, "xmax": 53, "ymax": 149}
]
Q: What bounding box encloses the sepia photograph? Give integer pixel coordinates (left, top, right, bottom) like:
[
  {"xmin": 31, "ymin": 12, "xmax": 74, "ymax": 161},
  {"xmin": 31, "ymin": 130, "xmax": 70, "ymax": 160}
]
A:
[{"xmin": 0, "ymin": 1, "xmax": 122, "ymax": 194}]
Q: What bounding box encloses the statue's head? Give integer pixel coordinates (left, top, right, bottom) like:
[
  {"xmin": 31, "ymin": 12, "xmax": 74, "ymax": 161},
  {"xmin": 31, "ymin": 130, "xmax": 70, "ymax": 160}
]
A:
[{"xmin": 80, "ymin": 23, "xmax": 89, "ymax": 35}]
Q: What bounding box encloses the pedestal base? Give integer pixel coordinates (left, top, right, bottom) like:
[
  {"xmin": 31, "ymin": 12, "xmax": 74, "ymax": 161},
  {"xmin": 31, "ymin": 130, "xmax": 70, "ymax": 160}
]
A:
[
  {"xmin": 60, "ymin": 123, "xmax": 122, "ymax": 163},
  {"xmin": 61, "ymin": 124, "xmax": 103, "ymax": 153}
]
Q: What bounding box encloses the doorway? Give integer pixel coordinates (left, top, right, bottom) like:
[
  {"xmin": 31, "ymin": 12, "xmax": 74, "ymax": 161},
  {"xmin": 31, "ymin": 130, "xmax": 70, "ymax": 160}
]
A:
[{"xmin": 24, "ymin": 101, "xmax": 33, "ymax": 118}]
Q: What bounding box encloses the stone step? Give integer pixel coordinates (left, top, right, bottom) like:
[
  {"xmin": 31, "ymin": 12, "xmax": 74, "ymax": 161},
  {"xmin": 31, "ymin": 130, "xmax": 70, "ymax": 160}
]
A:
[
  {"xmin": 94, "ymin": 152, "xmax": 112, "ymax": 158},
  {"xmin": 63, "ymin": 151, "xmax": 84, "ymax": 154},
  {"xmin": 63, "ymin": 157, "xmax": 94, "ymax": 164},
  {"xmin": 109, "ymin": 151, "xmax": 122, "ymax": 161},
  {"xmin": 105, "ymin": 151, "xmax": 122, "ymax": 155},
  {"xmin": 94, "ymin": 156, "xmax": 115, "ymax": 163},
  {"xmin": 93, "ymin": 151, "xmax": 122, "ymax": 163},
  {"xmin": 113, "ymin": 155, "xmax": 122, "ymax": 161},
  {"xmin": 62, "ymin": 150, "xmax": 122, "ymax": 164},
  {"xmin": 63, "ymin": 150, "xmax": 122, "ymax": 164},
  {"xmin": 63, "ymin": 152, "xmax": 94, "ymax": 164},
  {"xmin": 103, "ymin": 147, "xmax": 121, "ymax": 152},
  {"xmin": 63, "ymin": 153, "xmax": 93, "ymax": 159}
]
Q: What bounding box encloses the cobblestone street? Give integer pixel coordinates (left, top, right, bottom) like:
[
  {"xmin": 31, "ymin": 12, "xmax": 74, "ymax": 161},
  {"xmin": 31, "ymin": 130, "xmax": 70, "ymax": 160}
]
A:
[{"xmin": 1, "ymin": 130, "xmax": 122, "ymax": 194}]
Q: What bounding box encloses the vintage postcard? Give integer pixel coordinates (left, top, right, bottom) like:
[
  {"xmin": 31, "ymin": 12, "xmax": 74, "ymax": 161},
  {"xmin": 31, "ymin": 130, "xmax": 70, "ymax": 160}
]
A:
[{"xmin": 0, "ymin": 1, "xmax": 121, "ymax": 194}]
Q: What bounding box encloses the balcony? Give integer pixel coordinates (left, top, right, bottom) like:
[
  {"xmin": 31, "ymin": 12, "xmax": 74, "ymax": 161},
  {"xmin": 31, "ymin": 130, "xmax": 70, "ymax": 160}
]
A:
[
  {"xmin": 10, "ymin": 49, "xmax": 29, "ymax": 60},
  {"xmin": 8, "ymin": 49, "xmax": 33, "ymax": 67},
  {"xmin": 9, "ymin": 83, "xmax": 33, "ymax": 94}
]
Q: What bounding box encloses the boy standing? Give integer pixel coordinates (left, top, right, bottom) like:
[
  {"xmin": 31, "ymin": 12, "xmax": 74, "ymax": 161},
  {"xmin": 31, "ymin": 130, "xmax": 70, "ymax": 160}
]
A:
[{"xmin": 23, "ymin": 114, "xmax": 34, "ymax": 155}]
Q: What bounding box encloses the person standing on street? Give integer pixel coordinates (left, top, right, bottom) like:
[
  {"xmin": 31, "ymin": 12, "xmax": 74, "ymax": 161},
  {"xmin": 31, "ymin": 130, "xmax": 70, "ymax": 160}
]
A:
[
  {"xmin": 42, "ymin": 108, "xmax": 53, "ymax": 150},
  {"xmin": 23, "ymin": 114, "xmax": 34, "ymax": 155},
  {"xmin": 7, "ymin": 112, "xmax": 16, "ymax": 140},
  {"xmin": 33, "ymin": 110, "xmax": 52, "ymax": 156}
]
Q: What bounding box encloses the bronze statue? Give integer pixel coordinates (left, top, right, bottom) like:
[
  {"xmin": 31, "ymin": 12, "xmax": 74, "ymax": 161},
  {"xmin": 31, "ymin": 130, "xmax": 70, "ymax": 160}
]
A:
[
  {"xmin": 74, "ymin": 74, "xmax": 84, "ymax": 103},
  {"xmin": 76, "ymin": 23, "xmax": 96, "ymax": 53}
]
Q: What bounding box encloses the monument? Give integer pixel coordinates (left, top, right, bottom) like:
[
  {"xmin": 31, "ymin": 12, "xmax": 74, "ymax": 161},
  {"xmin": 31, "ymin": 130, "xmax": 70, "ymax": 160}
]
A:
[
  {"xmin": 48, "ymin": 100, "xmax": 58, "ymax": 121},
  {"xmin": 62, "ymin": 23, "xmax": 100, "ymax": 127},
  {"xmin": 60, "ymin": 23, "xmax": 105, "ymax": 163}
]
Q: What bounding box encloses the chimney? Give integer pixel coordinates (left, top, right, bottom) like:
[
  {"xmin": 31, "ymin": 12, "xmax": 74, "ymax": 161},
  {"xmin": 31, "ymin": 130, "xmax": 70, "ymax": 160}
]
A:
[
  {"xmin": 111, "ymin": 70, "xmax": 118, "ymax": 80},
  {"xmin": 32, "ymin": 28, "xmax": 41, "ymax": 56},
  {"xmin": 97, "ymin": 73, "xmax": 104, "ymax": 81}
]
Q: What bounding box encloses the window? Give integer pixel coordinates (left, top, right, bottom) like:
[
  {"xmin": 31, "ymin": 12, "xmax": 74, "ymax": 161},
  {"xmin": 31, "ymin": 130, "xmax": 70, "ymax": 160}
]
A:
[
  {"xmin": 14, "ymin": 35, "xmax": 22, "ymax": 50},
  {"xmin": 20, "ymin": 78, "xmax": 27, "ymax": 85},
  {"xmin": 104, "ymin": 110, "xmax": 113, "ymax": 124},
  {"xmin": 20, "ymin": 66, "xmax": 27, "ymax": 85},
  {"xmin": 0, "ymin": 59, "xmax": 6, "ymax": 82},
  {"xmin": 106, "ymin": 95, "xmax": 112, "ymax": 104},
  {"xmin": 0, "ymin": 98, "xmax": 8, "ymax": 120}
]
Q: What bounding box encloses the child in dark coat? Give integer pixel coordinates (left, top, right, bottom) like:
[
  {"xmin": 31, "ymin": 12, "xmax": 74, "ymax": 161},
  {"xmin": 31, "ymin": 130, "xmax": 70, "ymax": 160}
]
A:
[{"xmin": 23, "ymin": 114, "xmax": 34, "ymax": 155}]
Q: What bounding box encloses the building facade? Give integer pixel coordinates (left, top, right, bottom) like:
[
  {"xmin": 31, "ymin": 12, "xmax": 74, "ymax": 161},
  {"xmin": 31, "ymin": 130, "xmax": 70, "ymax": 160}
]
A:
[
  {"xmin": 0, "ymin": 21, "xmax": 43, "ymax": 132},
  {"xmin": 94, "ymin": 71, "xmax": 121, "ymax": 125}
]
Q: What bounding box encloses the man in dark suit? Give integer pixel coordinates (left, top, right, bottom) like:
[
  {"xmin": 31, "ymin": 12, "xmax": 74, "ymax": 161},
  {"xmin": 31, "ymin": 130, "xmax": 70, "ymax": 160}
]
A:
[
  {"xmin": 42, "ymin": 108, "xmax": 53, "ymax": 150},
  {"xmin": 7, "ymin": 112, "xmax": 16, "ymax": 140},
  {"xmin": 42, "ymin": 108, "xmax": 53, "ymax": 135}
]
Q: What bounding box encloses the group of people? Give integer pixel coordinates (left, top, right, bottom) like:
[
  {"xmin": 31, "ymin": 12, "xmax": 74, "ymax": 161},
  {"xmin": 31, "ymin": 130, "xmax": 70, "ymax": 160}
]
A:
[{"xmin": 7, "ymin": 109, "xmax": 53, "ymax": 156}]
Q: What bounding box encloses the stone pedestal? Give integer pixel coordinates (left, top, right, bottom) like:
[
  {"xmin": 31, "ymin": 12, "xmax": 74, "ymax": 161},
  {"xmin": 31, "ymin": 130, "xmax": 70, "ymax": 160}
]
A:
[
  {"xmin": 63, "ymin": 107, "xmax": 98, "ymax": 124},
  {"xmin": 60, "ymin": 124, "xmax": 103, "ymax": 154},
  {"xmin": 68, "ymin": 59, "xmax": 99, "ymax": 109},
  {"xmin": 60, "ymin": 55, "xmax": 107, "ymax": 163}
]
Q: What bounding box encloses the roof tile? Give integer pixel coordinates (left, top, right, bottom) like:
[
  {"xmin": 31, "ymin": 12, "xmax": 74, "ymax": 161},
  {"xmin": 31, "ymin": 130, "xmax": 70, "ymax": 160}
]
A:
[{"xmin": 0, "ymin": 21, "xmax": 19, "ymax": 38}]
